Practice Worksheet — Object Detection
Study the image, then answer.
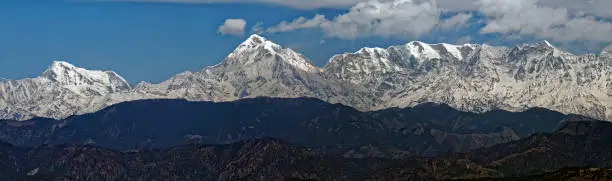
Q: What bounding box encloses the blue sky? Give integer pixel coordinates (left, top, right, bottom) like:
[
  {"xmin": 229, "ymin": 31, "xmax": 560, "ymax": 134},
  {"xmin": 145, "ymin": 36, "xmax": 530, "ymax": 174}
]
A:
[{"xmin": 0, "ymin": 0, "xmax": 610, "ymax": 84}]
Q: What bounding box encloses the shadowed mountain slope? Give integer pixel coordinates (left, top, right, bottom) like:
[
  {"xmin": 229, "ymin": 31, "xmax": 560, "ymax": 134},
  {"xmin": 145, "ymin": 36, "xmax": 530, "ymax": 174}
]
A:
[
  {"xmin": 3, "ymin": 121, "xmax": 612, "ymax": 181},
  {"xmin": 0, "ymin": 97, "xmax": 592, "ymax": 157}
]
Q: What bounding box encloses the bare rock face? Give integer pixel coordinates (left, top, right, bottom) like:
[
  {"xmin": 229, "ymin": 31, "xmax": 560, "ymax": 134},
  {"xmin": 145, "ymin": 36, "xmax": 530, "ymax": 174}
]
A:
[{"xmin": 1, "ymin": 35, "xmax": 610, "ymax": 121}]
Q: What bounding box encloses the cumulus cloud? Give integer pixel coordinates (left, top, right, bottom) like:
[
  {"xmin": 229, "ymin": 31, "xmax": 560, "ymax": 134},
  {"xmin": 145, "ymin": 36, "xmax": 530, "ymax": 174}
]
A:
[
  {"xmin": 218, "ymin": 18, "xmax": 247, "ymax": 37},
  {"xmin": 478, "ymin": 0, "xmax": 612, "ymax": 42},
  {"xmin": 265, "ymin": 0, "xmax": 451, "ymax": 40},
  {"xmin": 260, "ymin": 0, "xmax": 610, "ymax": 44},
  {"xmin": 321, "ymin": 0, "xmax": 441, "ymax": 39},
  {"xmin": 96, "ymin": 0, "xmax": 612, "ymax": 51}
]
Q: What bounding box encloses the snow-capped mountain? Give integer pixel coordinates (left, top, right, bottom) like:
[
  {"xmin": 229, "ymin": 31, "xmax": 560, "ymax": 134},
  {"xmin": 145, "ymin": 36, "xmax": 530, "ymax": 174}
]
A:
[
  {"xmin": 323, "ymin": 40, "xmax": 611, "ymax": 120},
  {"xmin": 0, "ymin": 61, "xmax": 131, "ymax": 120},
  {"xmin": 1, "ymin": 34, "xmax": 610, "ymax": 121},
  {"xmin": 128, "ymin": 36, "xmax": 610, "ymax": 120},
  {"xmin": 129, "ymin": 34, "xmax": 364, "ymax": 106}
]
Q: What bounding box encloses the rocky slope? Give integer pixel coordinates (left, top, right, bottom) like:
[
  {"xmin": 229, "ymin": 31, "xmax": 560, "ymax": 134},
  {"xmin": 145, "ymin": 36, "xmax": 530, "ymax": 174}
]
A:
[{"xmin": 1, "ymin": 35, "xmax": 609, "ymax": 121}]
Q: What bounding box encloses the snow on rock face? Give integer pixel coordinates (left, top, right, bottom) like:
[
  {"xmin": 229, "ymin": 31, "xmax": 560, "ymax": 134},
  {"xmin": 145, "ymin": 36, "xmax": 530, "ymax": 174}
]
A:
[
  {"xmin": 322, "ymin": 40, "xmax": 611, "ymax": 121},
  {"xmin": 0, "ymin": 61, "xmax": 131, "ymax": 120},
  {"xmin": 440, "ymin": 43, "xmax": 464, "ymax": 60},
  {"xmin": 132, "ymin": 35, "xmax": 611, "ymax": 121},
  {"xmin": 43, "ymin": 61, "xmax": 131, "ymax": 93},
  {"xmin": 0, "ymin": 35, "xmax": 610, "ymax": 122},
  {"xmin": 130, "ymin": 33, "xmax": 345, "ymax": 105},
  {"xmin": 324, "ymin": 47, "xmax": 403, "ymax": 85},
  {"xmin": 405, "ymin": 41, "xmax": 442, "ymax": 60},
  {"xmin": 224, "ymin": 34, "xmax": 320, "ymax": 73}
]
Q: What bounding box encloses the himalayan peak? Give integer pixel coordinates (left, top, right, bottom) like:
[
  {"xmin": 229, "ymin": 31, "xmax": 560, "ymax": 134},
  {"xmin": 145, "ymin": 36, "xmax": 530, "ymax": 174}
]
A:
[{"xmin": 0, "ymin": 35, "xmax": 610, "ymax": 122}]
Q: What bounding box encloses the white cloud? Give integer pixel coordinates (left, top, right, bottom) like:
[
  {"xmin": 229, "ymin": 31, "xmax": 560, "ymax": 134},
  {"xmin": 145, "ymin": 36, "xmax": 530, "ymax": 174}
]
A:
[
  {"xmin": 478, "ymin": 0, "xmax": 612, "ymax": 42},
  {"xmin": 321, "ymin": 0, "xmax": 441, "ymax": 39},
  {"xmin": 437, "ymin": 13, "xmax": 473, "ymax": 30},
  {"xmin": 261, "ymin": 0, "xmax": 611, "ymax": 44},
  {"xmin": 265, "ymin": 0, "xmax": 446, "ymax": 40},
  {"xmin": 440, "ymin": 0, "xmax": 612, "ymax": 18},
  {"xmin": 267, "ymin": 14, "xmax": 327, "ymax": 33},
  {"xmin": 89, "ymin": 0, "xmax": 612, "ymax": 19},
  {"xmin": 94, "ymin": 0, "xmax": 612, "ymax": 52},
  {"xmin": 218, "ymin": 18, "xmax": 247, "ymax": 37},
  {"xmin": 538, "ymin": 0, "xmax": 612, "ymax": 18},
  {"xmin": 251, "ymin": 22, "xmax": 264, "ymax": 34}
]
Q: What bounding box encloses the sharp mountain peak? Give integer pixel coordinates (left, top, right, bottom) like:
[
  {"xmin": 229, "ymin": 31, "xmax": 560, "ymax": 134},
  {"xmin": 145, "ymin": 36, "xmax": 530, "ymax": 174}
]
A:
[
  {"xmin": 0, "ymin": 36, "xmax": 610, "ymax": 121},
  {"xmin": 218, "ymin": 34, "xmax": 319, "ymax": 73}
]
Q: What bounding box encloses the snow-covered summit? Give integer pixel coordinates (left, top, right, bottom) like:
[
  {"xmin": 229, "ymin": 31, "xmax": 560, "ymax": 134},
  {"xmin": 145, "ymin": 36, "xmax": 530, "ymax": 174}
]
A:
[
  {"xmin": 0, "ymin": 36, "xmax": 610, "ymax": 122},
  {"xmin": 323, "ymin": 40, "xmax": 610, "ymax": 120},
  {"xmin": 512, "ymin": 40, "xmax": 573, "ymax": 58},
  {"xmin": 323, "ymin": 41, "xmax": 482, "ymax": 84},
  {"xmin": 541, "ymin": 40, "xmax": 554, "ymax": 48},
  {"xmin": 0, "ymin": 61, "xmax": 132, "ymax": 120},
  {"xmin": 239, "ymin": 34, "xmax": 269, "ymax": 47},
  {"xmin": 130, "ymin": 34, "xmax": 337, "ymax": 106},
  {"xmin": 127, "ymin": 37, "xmax": 612, "ymax": 121},
  {"xmin": 222, "ymin": 34, "xmax": 319, "ymax": 73},
  {"xmin": 234, "ymin": 34, "xmax": 281, "ymax": 54},
  {"xmin": 42, "ymin": 61, "xmax": 131, "ymax": 91},
  {"xmin": 404, "ymin": 41, "xmax": 443, "ymax": 60}
]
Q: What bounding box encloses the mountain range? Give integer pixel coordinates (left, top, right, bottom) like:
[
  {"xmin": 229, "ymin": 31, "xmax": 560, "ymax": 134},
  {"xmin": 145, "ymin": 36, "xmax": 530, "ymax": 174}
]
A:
[
  {"xmin": 1, "ymin": 34, "xmax": 610, "ymax": 121},
  {"xmin": 2, "ymin": 121, "xmax": 612, "ymax": 181},
  {"xmin": 0, "ymin": 97, "xmax": 596, "ymax": 156}
]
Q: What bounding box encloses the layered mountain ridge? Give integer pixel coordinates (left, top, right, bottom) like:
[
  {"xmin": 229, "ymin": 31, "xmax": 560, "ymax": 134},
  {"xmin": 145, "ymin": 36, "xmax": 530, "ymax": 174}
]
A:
[
  {"xmin": 1, "ymin": 97, "xmax": 583, "ymax": 153},
  {"xmin": 2, "ymin": 121, "xmax": 612, "ymax": 181},
  {"xmin": 0, "ymin": 34, "xmax": 610, "ymax": 121}
]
